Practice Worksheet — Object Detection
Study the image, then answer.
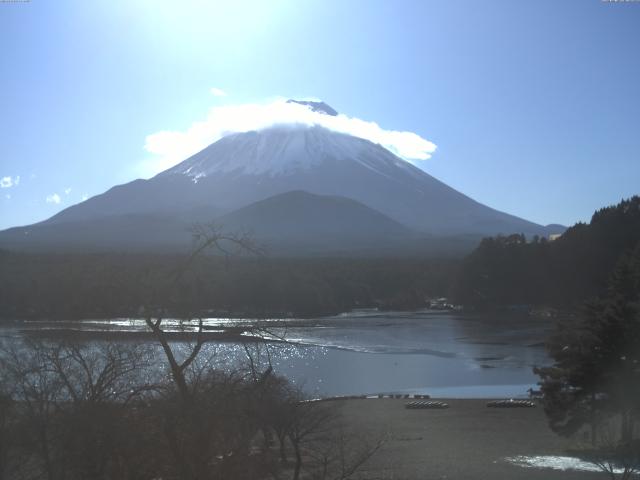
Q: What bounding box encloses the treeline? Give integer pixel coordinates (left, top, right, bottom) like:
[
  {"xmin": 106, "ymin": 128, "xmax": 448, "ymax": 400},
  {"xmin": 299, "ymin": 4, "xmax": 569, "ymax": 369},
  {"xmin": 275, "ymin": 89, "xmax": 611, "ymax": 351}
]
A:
[
  {"xmin": 453, "ymin": 196, "xmax": 640, "ymax": 309},
  {"xmin": 5, "ymin": 197, "xmax": 637, "ymax": 319},
  {"xmin": 0, "ymin": 252, "xmax": 459, "ymax": 320}
]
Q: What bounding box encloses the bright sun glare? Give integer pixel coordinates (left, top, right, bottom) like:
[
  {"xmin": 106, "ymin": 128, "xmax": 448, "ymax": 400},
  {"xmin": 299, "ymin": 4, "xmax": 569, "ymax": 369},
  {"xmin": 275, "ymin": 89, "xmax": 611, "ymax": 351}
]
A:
[{"xmin": 129, "ymin": 0, "xmax": 286, "ymax": 51}]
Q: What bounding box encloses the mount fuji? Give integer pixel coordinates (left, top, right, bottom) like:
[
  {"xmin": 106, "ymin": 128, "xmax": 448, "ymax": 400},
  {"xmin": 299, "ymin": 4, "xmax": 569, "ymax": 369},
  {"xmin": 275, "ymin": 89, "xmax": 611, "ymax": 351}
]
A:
[{"xmin": 0, "ymin": 101, "xmax": 563, "ymax": 255}]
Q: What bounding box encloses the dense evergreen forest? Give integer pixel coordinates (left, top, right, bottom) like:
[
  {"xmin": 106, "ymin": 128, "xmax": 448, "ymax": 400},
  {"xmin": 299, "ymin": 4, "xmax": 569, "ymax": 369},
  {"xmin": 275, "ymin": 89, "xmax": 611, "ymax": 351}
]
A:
[
  {"xmin": 453, "ymin": 196, "xmax": 640, "ymax": 309},
  {"xmin": 0, "ymin": 252, "xmax": 458, "ymax": 319},
  {"xmin": 2, "ymin": 196, "xmax": 638, "ymax": 320}
]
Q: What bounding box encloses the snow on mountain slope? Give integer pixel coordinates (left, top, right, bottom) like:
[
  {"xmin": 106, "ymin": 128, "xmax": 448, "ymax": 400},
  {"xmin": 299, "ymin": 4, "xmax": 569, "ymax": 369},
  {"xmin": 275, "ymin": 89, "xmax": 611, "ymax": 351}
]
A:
[
  {"xmin": 149, "ymin": 123, "xmax": 547, "ymax": 236},
  {"xmin": 37, "ymin": 122, "xmax": 555, "ymax": 237},
  {"xmin": 159, "ymin": 125, "xmax": 419, "ymax": 179}
]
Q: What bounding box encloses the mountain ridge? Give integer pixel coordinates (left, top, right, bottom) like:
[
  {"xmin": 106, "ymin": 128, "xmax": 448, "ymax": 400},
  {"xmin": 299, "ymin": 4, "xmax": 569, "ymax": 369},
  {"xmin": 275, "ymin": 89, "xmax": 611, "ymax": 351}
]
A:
[
  {"xmin": 41, "ymin": 125, "xmax": 559, "ymax": 234},
  {"xmin": 0, "ymin": 190, "xmax": 479, "ymax": 256},
  {"xmin": 0, "ymin": 104, "xmax": 565, "ymax": 254}
]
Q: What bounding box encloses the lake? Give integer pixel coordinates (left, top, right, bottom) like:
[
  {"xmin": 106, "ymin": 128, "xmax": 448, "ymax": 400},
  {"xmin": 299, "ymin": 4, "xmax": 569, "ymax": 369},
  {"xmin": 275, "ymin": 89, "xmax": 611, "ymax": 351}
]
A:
[{"xmin": 0, "ymin": 310, "xmax": 555, "ymax": 398}]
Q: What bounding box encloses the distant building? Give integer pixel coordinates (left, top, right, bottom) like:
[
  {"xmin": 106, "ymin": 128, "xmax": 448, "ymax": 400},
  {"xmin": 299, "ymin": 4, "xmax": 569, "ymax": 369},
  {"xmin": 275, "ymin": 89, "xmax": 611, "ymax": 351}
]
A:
[{"xmin": 549, "ymin": 233, "xmax": 562, "ymax": 241}]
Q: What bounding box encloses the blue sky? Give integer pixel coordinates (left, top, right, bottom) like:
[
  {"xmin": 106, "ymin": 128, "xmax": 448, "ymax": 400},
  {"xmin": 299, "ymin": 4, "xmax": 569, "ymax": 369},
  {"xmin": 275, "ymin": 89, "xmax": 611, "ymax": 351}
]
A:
[{"xmin": 1, "ymin": 0, "xmax": 639, "ymax": 230}]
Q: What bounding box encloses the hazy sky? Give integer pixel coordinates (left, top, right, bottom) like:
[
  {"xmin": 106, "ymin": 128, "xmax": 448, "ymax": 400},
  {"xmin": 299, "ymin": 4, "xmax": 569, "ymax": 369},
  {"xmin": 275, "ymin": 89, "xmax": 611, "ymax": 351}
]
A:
[{"xmin": 1, "ymin": 0, "xmax": 639, "ymax": 230}]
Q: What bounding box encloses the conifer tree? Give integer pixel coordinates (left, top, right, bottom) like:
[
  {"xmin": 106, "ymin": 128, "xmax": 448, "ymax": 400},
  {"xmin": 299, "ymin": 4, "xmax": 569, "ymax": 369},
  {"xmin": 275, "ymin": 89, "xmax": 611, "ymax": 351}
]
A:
[{"xmin": 535, "ymin": 244, "xmax": 640, "ymax": 447}]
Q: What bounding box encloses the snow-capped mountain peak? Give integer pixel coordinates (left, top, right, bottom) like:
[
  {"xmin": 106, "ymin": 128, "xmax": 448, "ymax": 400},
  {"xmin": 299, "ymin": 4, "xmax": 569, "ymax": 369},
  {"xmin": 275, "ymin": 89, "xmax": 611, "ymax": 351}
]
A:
[
  {"xmin": 0, "ymin": 91, "xmax": 565, "ymax": 258},
  {"xmin": 286, "ymin": 99, "xmax": 338, "ymax": 116},
  {"xmin": 159, "ymin": 125, "xmax": 418, "ymax": 179}
]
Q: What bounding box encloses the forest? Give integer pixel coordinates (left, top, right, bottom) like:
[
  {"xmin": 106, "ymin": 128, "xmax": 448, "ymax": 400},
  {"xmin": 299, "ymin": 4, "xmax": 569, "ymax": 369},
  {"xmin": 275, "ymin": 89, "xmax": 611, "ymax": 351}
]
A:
[
  {"xmin": 1, "ymin": 196, "xmax": 638, "ymax": 320},
  {"xmin": 0, "ymin": 251, "xmax": 458, "ymax": 320},
  {"xmin": 453, "ymin": 196, "xmax": 640, "ymax": 310}
]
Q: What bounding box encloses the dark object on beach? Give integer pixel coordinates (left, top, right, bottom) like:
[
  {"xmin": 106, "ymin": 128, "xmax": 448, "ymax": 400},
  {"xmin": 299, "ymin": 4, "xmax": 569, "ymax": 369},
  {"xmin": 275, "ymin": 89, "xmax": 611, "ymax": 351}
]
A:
[
  {"xmin": 405, "ymin": 401, "xmax": 449, "ymax": 409},
  {"xmin": 486, "ymin": 399, "xmax": 536, "ymax": 408}
]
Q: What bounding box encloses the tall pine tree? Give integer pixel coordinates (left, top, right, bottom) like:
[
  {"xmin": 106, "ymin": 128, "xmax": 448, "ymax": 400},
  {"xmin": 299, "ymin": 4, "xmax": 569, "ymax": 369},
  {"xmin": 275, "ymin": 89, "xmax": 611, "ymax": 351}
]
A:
[{"xmin": 535, "ymin": 243, "xmax": 640, "ymax": 445}]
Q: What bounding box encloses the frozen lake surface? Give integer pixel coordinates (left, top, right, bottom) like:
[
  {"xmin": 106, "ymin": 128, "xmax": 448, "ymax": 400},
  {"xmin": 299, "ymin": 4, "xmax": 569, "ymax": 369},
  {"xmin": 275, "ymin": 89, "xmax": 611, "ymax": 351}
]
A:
[{"xmin": 1, "ymin": 310, "xmax": 554, "ymax": 398}]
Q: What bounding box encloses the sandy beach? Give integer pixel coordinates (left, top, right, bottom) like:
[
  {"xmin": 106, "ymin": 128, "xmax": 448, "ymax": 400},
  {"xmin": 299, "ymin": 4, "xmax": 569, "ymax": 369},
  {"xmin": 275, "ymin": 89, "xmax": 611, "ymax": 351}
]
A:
[{"xmin": 337, "ymin": 398, "xmax": 607, "ymax": 480}]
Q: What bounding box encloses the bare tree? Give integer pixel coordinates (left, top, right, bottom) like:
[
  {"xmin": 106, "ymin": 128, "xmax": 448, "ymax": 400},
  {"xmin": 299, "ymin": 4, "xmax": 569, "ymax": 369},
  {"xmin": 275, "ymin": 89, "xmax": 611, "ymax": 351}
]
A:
[
  {"xmin": 1, "ymin": 339, "xmax": 66, "ymax": 480},
  {"xmin": 132, "ymin": 223, "xmax": 384, "ymax": 480},
  {"xmin": 0, "ymin": 379, "xmax": 14, "ymax": 480},
  {"xmin": 307, "ymin": 426, "xmax": 385, "ymax": 480},
  {"xmin": 283, "ymin": 399, "xmax": 385, "ymax": 480},
  {"xmin": 573, "ymin": 418, "xmax": 640, "ymax": 480},
  {"xmin": 0, "ymin": 339, "xmax": 157, "ymax": 480},
  {"xmin": 143, "ymin": 223, "xmax": 264, "ymax": 400}
]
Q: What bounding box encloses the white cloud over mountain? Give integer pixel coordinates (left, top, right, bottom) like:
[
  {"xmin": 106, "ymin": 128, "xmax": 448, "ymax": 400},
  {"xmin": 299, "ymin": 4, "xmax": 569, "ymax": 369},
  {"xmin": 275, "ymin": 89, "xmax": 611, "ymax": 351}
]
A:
[{"xmin": 142, "ymin": 98, "xmax": 436, "ymax": 176}]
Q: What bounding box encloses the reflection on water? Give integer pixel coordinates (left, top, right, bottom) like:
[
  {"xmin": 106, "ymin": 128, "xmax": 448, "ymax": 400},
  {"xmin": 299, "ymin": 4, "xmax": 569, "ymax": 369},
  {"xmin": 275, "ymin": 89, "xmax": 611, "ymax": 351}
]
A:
[{"xmin": 0, "ymin": 310, "xmax": 554, "ymax": 398}]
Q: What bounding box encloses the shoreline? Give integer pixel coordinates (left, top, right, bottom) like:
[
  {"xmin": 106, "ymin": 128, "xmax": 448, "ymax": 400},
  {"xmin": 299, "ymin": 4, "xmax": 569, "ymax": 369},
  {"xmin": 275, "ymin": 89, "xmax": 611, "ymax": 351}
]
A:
[
  {"xmin": 312, "ymin": 390, "xmax": 538, "ymax": 401},
  {"xmin": 0, "ymin": 305, "xmax": 572, "ymax": 324}
]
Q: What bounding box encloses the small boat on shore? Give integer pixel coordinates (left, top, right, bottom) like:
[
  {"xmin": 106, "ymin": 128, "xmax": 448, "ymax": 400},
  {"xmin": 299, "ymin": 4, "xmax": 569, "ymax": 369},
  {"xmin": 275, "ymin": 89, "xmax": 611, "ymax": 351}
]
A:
[
  {"xmin": 486, "ymin": 399, "xmax": 536, "ymax": 408},
  {"xmin": 405, "ymin": 401, "xmax": 449, "ymax": 409}
]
